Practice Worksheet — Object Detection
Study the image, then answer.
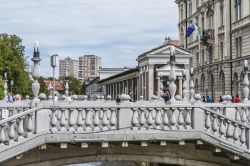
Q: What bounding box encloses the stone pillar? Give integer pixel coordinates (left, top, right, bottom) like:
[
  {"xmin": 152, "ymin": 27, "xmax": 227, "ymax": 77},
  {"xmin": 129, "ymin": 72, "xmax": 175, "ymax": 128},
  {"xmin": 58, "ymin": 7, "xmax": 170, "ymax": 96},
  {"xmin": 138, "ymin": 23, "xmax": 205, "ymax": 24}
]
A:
[
  {"xmin": 137, "ymin": 77, "xmax": 140, "ymax": 100},
  {"xmin": 179, "ymin": 77, "xmax": 183, "ymax": 98},
  {"xmin": 112, "ymin": 84, "xmax": 115, "ymax": 100},
  {"xmin": 31, "ymin": 41, "xmax": 41, "ymax": 102},
  {"xmin": 148, "ymin": 64, "xmax": 154, "ymax": 99}
]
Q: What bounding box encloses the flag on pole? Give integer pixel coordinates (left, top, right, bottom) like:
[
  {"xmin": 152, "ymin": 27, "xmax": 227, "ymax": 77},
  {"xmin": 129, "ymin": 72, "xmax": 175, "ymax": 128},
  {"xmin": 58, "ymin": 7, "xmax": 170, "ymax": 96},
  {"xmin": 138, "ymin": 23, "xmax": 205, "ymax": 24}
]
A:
[{"xmin": 186, "ymin": 24, "xmax": 202, "ymax": 38}]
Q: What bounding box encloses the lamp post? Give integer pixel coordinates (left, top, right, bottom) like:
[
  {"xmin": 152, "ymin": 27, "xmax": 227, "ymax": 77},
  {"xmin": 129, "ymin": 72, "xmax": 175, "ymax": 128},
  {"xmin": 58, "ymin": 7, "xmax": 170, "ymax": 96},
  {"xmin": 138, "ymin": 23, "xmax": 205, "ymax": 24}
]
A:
[
  {"xmin": 10, "ymin": 80, "xmax": 13, "ymax": 95},
  {"xmin": 3, "ymin": 73, "xmax": 8, "ymax": 99},
  {"xmin": 51, "ymin": 54, "xmax": 58, "ymax": 104},
  {"xmin": 31, "ymin": 41, "xmax": 41, "ymax": 102},
  {"xmin": 169, "ymin": 46, "xmax": 177, "ymax": 102},
  {"xmin": 242, "ymin": 60, "xmax": 249, "ymax": 103}
]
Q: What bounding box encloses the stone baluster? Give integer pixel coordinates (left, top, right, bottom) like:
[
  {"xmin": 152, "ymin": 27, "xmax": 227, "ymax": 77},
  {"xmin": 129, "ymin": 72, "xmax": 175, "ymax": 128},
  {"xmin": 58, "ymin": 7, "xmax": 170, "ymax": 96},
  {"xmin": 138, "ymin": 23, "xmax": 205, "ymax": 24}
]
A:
[
  {"xmin": 110, "ymin": 108, "xmax": 117, "ymax": 129},
  {"xmin": 242, "ymin": 60, "xmax": 249, "ymax": 103},
  {"xmin": 178, "ymin": 108, "xmax": 184, "ymax": 129},
  {"xmin": 51, "ymin": 109, "xmax": 58, "ymax": 132},
  {"xmin": 219, "ymin": 117, "xmax": 226, "ymax": 139},
  {"xmin": 60, "ymin": 109, "xmax": 68, "ymax": 132},
  {"xmin": 27, "ymin": 113, "xmax": 34, "ymax": 137},
  {"xmin": 155, "ymin": 108, "xmax": 162, "ymax": 129},
  {"xmin": 0, "ymin": 124, "xmax": 6, "ymax": 146},
  {"xmin": 235, "ymin": 107, "xmax": 241, "ymax": 122},
  {"xmin": 147, "ymin": 108, "xmax": 154, "ymax": 128},
  {"xmin": 242, "ymin": 108, "xmax": 248, "ymax": 124},
  {"xmin": 102, "ymin": 108, "xmax": 110, "ymax": 131},
  {"xmin": 240, "ymin": 126, "xmax": 246, "ymax": 147},
  {"xmin": 93, "ymin": 109, "xmax": 101, "ymax": 131},
  {"xmin": 76, "ymin": 109, "xmax": 84, "ymax": 132},
  {"xmin": 85, "ymin": 108, "xmax": 93, "ymax": 132},
  {"xmin": 226, "ymin": 120, "xmax": 233, "ymax": 141},
  {"xmin": 17, "ymin": 116, "xmax": 25, "ymax": 140},
  {"xmin": 205, "ymin": 111, "xmax": 211, "ymax": 132},
  {"xmin": 68, "ymin": 109, "xmax": 76, "ymax": 132},
  {"xmin": 139, "ymin": 108, "xmax": 146, "ymax": 128},
  {"xmin": 233, "ymin": 123, "xmax": 239, "ymax": 144},
  {"xmin": 248, "ymin": 108, "xmax": 250, "ymax": 123},
  {"xmin": 212, "ymin": 114, "xmax": 219, "ymax": 135},
  {"xmin": 163, "ymin": 108, "xmax": 169, "ymax": 130},
  {"xmin": 185, "ymin": 108, "xmax": 192, "ymax": 129},
  {"xmin": 8, "ymin": 120, "xmax": 16, "ymax": 143},
  {"xmin": 170, "ymin": 108, "xmax": 177, "ymax": 130},
  {"xmin": 131, "ymin": 108, "xmax": 139, "ymax": 130}
]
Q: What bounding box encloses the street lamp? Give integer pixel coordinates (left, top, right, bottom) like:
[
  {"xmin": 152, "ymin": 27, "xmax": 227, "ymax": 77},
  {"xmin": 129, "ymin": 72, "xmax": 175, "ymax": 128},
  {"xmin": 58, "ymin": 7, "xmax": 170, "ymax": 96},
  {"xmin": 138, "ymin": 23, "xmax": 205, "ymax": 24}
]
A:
[
  {"xmin": 3, "ymin": 73, "xmax": 8, "ymax": 98},
  {"xmin": 50, "ymin": 54, "xmax": 58, "ymax": 103},
  {"xmin": 10, "ymin": 80, "xmax": 14, "ymax": 95}
]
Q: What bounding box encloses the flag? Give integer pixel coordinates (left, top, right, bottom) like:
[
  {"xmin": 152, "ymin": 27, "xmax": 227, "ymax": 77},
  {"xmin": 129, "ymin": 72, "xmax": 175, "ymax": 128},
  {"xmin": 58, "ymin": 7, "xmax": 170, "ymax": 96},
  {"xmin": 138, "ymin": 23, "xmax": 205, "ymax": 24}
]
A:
[{"xmin": 186, "ymin": 24, "xmax": 202, "ymax": 38}]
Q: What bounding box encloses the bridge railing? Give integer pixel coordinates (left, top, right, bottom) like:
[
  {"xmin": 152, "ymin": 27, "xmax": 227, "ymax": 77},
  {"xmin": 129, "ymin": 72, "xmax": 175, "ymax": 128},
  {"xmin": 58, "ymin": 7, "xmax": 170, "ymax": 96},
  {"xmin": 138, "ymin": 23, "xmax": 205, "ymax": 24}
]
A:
[{"xmin": 0, "ymin": 99, "xmax": 249, "ymax": 155}]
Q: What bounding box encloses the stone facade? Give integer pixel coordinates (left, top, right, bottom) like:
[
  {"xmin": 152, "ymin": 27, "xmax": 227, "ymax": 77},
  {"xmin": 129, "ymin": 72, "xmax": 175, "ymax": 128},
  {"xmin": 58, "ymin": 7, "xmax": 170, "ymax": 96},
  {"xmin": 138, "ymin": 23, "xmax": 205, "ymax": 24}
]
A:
[{"xmin": 176, "ymin": 0, "xmax": 250, "ymax": 101}]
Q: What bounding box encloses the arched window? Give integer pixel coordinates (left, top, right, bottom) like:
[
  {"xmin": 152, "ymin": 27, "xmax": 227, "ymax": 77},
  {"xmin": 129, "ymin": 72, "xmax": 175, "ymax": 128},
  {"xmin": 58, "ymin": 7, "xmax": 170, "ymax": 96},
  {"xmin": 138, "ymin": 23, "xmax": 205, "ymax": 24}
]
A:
[
  {"xmin": 201, "ymin": 74, "xmax": 205, "ymax": 96},
  {"xmin": 219, "ymin": 71, "xmax": 225, "ymax": 95},
  {"xmin": 233, "ymin": 72, "xmax": 239, "ymax": 97}
]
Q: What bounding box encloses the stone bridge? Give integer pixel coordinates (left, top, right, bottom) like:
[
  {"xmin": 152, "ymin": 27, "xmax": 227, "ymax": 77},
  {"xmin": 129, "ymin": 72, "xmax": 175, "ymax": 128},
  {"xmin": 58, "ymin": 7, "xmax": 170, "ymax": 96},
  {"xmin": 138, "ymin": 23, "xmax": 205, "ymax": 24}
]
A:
[{"xmin": 0, "ymin": 96, "xmax": 250, "ymax": 166}]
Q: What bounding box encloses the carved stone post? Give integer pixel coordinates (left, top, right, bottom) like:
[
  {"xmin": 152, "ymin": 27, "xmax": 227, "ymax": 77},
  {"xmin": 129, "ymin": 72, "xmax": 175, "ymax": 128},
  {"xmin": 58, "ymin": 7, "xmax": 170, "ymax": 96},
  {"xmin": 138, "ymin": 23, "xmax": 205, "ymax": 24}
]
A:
[
  {"xmin": 31, "ymin": 41, "xmax": 41, "ymax": 102},
  {"xmin": 190, "ymin": 68, "xmax": 195, "ymax": 102},
  {"xmin": 242, "ymin": 60, "xmax": 249, "ymax": 103},
  {"xmin": 182, "ymin": 70, "xmax": 188, "ymax": 102},
  {"xmin": 169, "ymin": 46, "xmax": 176, "ymax": 102}
]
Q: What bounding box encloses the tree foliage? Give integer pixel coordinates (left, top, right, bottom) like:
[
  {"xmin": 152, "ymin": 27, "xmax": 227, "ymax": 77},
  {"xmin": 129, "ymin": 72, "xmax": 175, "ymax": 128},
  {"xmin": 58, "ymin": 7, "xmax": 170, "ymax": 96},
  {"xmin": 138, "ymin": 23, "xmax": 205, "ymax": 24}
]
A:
[
  {"xmin": 0, "ymin": 76, "xmax": 4, "ymax": 100},
  {"xmin": 0, "ymin": 33, "xmax": 32, "ymax": 97},
  {"xmin": 38, "ymin": 77, "xmax": 49, "ymax": 96},
  {"xmin": 60, "ymin": 76, "xmax": 84, "ymax": 95}
]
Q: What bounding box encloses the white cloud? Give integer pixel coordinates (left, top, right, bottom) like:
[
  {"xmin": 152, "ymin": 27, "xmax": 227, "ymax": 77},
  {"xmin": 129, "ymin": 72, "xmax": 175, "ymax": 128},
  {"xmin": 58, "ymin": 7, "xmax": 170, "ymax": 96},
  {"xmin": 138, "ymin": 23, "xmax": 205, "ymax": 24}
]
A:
[{"xmin": 0, "ymin": 0, "xmax": 179, "ymax": 77}]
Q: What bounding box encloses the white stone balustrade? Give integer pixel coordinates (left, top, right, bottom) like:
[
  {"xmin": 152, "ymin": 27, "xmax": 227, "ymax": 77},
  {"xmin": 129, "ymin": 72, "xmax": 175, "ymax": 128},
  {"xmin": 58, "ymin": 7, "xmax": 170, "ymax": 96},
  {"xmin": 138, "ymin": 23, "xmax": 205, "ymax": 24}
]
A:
[{"xmin": 0, "ymin": 98, "xmax": 249, "ymax": 162}]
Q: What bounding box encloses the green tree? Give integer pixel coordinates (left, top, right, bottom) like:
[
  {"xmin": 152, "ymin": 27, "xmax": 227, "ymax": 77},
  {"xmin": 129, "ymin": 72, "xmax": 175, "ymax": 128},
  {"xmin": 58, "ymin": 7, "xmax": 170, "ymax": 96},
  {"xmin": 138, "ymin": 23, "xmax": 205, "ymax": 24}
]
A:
[
  {"xmin": 81, "ymin": 81, "xmax": 86, "ymax": 95},
  {"xmin": 0, "ymin": 76, "xmax": 4, "ymax": 100},
  {"xmin": 38, "ymin": 77, "xmax": 49, "ymax": 96},
  {"xmin": 60, "ymin": 76, "xmax": 82, "ymax": 95},
  {"xmin": 0, "ymin": 33, "xmax": 32, "ymax": 97}
]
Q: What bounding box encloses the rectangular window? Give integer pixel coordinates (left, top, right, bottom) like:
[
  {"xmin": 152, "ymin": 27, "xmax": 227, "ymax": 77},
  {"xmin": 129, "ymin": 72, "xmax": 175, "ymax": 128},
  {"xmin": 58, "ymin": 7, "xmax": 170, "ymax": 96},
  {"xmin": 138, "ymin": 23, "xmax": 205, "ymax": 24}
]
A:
[
  {"xmin": 235, "ymin": 0, "xmax": 242, "ymax": 21},
  {"xmin": 220, "ymin": 5, "xmax": 224, "ymax": 26},
  {"xmin": 196, "ymin": 0, "xmax": 199, "ymax": 9},
  {"xmin": 196, "ymin": 52, "xmax": 199, "ymax": 67},
  {"xmin": 189, "ymin": 3, "xmax": 192, "ymax": 16},
  {"xmin": 202, "ymin": 49, "xmax": 205, "ymax": 65},
  {"xmin": 220, "ymin": 42, "xmax": 224, "ymax": 61},
  {"xmin": 236, "ymin": 37, "xmax": 242, "ymax": 58}
]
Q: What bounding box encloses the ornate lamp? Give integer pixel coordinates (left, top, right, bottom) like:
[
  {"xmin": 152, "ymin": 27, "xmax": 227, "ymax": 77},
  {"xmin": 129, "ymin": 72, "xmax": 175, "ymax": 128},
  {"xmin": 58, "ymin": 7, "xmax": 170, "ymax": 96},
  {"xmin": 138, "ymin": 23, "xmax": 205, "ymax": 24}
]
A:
[{"xmin": 3, "ymin": 72, "xmax": 8, "ymax": 99}]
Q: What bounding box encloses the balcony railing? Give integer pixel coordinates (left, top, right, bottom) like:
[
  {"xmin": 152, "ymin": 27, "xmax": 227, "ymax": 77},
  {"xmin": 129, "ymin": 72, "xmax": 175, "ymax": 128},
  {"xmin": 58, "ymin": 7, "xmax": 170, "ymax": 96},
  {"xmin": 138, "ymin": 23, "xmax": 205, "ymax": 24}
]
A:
[{"xmin": 201, "ymin": 29, "xmax": 214, "ymax": 46}]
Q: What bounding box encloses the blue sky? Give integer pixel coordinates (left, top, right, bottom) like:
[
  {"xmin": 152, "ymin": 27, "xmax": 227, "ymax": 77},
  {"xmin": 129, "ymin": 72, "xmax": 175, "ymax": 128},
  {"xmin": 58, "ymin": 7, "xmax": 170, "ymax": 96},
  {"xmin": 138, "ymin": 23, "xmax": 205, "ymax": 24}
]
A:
[{"xmin": 0, "ymin": 0, "xmax": 179, "ymax": 77}]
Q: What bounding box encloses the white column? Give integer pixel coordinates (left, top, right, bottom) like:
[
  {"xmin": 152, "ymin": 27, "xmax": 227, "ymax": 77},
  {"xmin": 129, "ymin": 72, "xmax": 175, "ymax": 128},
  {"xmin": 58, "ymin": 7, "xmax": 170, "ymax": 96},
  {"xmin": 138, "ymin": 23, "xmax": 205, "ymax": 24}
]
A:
[
  {"xmin": 112, "ymin": 84, "xmax": 115, "ymax": 99},
  {"xmin": 126, "ymin": 80, "xmax": 129, "ymax": 94},
  {"xmin": 179, "ymin": 77, "xmax": 183, "ymax": 98},
  {"xmin": 148, "ymin": 64, "xmax": 154, "ymax": 99},
  {"xmin": 137, "ymin": 77, "xmax": 140, "ymax": 100}
]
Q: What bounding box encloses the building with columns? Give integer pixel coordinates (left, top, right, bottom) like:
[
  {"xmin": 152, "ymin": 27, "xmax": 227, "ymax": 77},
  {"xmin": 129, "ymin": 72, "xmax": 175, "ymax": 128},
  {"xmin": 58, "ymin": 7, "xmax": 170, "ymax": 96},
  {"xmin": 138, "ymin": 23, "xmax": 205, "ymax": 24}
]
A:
[
  {"xmin": 97, "ymin": 42, "xmax": 192, "ymax": 100},
  {"xmin": 176, "ymin": 0, "xmax": 250, "ymax": 100}
]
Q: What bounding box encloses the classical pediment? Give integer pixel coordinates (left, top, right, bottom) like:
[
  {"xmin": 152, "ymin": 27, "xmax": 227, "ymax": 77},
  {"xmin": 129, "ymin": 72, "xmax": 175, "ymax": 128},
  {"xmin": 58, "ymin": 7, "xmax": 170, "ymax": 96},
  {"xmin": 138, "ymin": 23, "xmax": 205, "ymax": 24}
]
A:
[{"xmin": 137, "ymin": 44, "xmax": 191, "ymax": 61}]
